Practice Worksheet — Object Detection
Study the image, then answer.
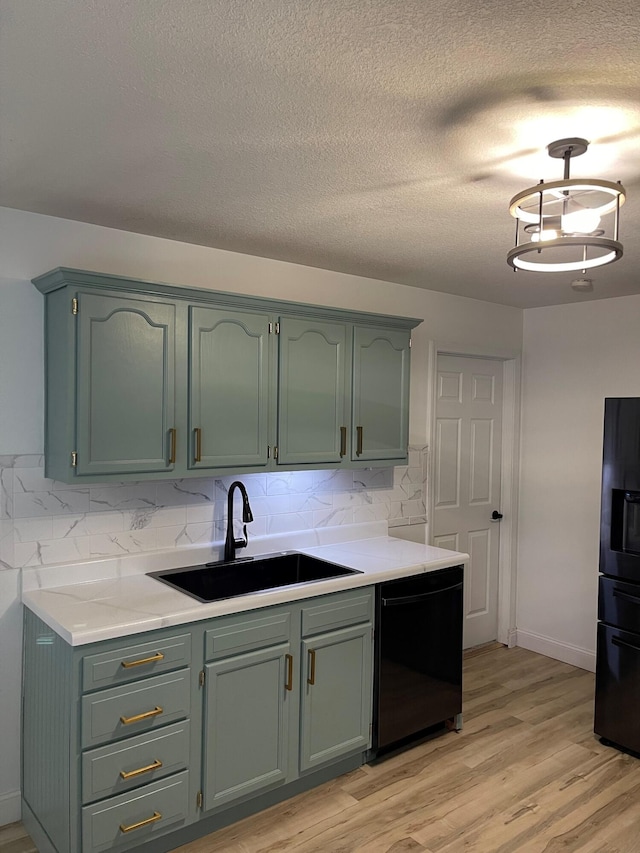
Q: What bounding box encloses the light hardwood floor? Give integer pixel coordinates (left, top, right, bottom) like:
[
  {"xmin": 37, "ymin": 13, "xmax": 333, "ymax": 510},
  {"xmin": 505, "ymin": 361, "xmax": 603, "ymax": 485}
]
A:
[{"xmin": 5, "ymin": 646, "xmax": 639, "ymax": 853}]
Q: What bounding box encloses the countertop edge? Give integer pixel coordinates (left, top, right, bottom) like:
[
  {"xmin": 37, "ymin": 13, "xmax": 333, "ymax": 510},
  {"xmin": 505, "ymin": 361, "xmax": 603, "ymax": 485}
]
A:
[{"xmin": 22, "ymin": 538, "xmax": 469, "ymax": 646}]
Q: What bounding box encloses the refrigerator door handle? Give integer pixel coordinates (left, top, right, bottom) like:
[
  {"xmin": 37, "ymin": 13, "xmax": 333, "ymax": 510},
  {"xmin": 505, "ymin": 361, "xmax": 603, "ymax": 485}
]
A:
[
  {"xmin": 613, "ymin": 589, "xmax": 640, "ymax": 605},
  {"xmin": 612, "ymin": 635, "xmax": 640, "ymax": 653}
]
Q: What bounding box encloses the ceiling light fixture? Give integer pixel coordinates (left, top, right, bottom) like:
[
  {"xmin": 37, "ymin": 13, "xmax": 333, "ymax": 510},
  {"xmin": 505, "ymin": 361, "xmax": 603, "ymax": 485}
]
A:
[{"xmin": 507, "ymin": 138, "xmax": 626, "ymax": 273}]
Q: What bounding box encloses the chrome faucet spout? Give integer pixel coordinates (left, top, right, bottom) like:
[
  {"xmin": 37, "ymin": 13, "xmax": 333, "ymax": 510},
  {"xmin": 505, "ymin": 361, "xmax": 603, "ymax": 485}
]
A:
[{"xmin": 224, "ymin": 481, "xmax": 254, "ymax": 562}]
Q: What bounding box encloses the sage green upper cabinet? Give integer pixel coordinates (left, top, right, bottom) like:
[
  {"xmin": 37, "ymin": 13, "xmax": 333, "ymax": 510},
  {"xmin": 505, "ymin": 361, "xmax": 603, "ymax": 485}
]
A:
[
  {"xmin": 276, "ymin": 317, "xmax": 347, "ymax": 466},
  {"xmin": 188, "ymin": 306, "xmax": 271, "ymax": 470},
  {"xmin": 76, "ymin": 291, "xmax": 176, "ymax": 477},
  {"xmin": 33, "ymin": 268, "xmax": 421, "ymax": 482},
  {"xmin": 351, "ymin": 326, "xmax": 411, "ymax": 463}
]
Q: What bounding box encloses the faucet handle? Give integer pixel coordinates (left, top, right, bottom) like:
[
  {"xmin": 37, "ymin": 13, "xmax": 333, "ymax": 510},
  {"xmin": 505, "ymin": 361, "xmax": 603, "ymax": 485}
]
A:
[{"xmin": 234, "ymin": 524, "xmax": 249, "ymax": 551}]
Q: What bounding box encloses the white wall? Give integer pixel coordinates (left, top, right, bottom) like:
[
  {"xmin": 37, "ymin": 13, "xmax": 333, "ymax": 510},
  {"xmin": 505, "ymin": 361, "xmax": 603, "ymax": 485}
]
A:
[
  {"xmin": 0, "ymin": 206, "xmax": 522, "ymax": 825},
  {"xmin": 517, "ymin": 294, "xmax": 640, "ymax": 671}
]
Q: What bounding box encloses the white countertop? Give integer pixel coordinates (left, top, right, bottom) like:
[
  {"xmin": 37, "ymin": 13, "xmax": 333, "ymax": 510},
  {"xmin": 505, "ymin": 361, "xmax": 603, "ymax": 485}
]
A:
[{"xmin": 22, "ymin": 528, "xmax": 467, "ymax": 646}]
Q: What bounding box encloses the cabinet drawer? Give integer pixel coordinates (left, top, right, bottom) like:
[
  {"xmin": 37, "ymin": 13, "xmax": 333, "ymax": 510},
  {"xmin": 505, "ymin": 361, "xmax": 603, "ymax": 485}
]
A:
[
  {"xmin": 82, "ymin": 770, "xmax": 189, "ymax": 853},
  {"xmin": 83, "ymin": 634, "xmax": 191, "ymax": 691},
  {"xmin": 301, "ymin": 589, "xmax": 373, "ymax": 637},
  {"xmin": 205, "ymin": 609, "xmax": 291, "ymax": 661},
  {"xmin": 82, "ymin": 720, "xmax": 190, "ymax": 804},
  {"xmin": 82, "ymin": 669, "xmax": 191, "ymax": 749}
]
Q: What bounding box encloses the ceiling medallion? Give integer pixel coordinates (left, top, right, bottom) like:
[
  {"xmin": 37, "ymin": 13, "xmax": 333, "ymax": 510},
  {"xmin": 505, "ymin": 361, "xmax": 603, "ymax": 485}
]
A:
[{"xmin": 507, "ymin": 138, "xmax": 626, "ymax": 273}]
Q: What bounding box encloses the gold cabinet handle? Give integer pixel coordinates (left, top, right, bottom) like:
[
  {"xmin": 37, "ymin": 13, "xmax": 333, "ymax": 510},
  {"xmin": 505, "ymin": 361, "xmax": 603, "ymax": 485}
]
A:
[
  {"xmin": 339, "ymin": 426, "xmax": 347, "ymax": 458},
  {"xmin": 119, "ymin": 812, "xmax": 162, "ymax": 833},
  {"xmin": 285, "ymin": 653, "xmax": 293, "ymax": 691},
  {"xmin": 168, "ymin": 428, "xmax": 177, "ymax": 464},
  {"xmin": 356, "ymin": 426, "xmax": 363, "ymax": 457},
  {"xmin": 120, "ymin": 706, "xmax": 163, "ymax": 725},
  {"xmin": 119, "ymin": 759, "xmax": 163, "ymax": 780},
  {"xmin": 194, "ymin": 427, "xmax": 202, "ymax": 463},
  {"xmin": 307, "ymin": 649, "xmax": 316, "ymax": 686},
  {"xmin": 121, "ymin": 652, "xmax": 164, "ymax": 669}
]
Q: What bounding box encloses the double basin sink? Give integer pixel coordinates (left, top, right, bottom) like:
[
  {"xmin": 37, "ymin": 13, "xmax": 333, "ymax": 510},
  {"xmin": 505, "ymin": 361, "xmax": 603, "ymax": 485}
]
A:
[{"xmin": 150, "ymin": 552, "xmax": 362, "ymax": 603}]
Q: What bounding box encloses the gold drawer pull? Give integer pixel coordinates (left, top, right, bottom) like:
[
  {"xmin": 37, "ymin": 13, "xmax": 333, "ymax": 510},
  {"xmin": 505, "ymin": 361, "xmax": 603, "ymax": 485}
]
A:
[
  {"xmin": 307, "ymin": 649, "xmax": 316, "ymax": 686},
  {"xmin": 119, "ymin": 811, "xmax": 162, "ymax": 833},
  {"xmin": 285, "ymin": 653, "xmax": 293, "ymax": 691},
  {"xmin": 119, "ymin": 759, "xmax": 163, "ymax": 780},
  {"xmin": 194, "ymin": 427, "xmax": 202, "ymax": 463},
  {"xmin": 121, "ymin": 652, "xmax": 164, "ymax": 669},
  {"xmin": 120, "ymin": 706, "xmax": 163, "ymax": 725},
  {"xmin": 339, "ymin": 426, "xmax": 346, "ymax": 458},
  {"xmin": 356, "ymin": 425, "xmax": 363, "ymax": 457},
  {"xmin": 168, "ymin": 428, "xmax": 177, "ymax": 464}
]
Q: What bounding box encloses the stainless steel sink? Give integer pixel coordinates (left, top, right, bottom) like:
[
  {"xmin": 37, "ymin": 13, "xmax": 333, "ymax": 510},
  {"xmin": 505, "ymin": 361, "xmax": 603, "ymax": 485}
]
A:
[{"xmin": 149, "ymin": 552, "xmax": 362, "ymax": 603}]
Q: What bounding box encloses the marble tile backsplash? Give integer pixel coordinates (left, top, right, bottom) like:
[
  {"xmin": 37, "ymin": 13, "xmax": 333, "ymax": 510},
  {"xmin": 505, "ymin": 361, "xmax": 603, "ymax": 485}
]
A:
[{"xmin": 0, "ymin": 448, "xmax": 428, "ymax": 570}]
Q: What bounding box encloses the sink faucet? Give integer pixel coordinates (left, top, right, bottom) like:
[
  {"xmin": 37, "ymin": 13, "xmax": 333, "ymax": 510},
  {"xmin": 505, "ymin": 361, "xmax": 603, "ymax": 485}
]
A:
[{"xmin": 224, "ymin": 481, "xmax": 254, "ymax": 562}]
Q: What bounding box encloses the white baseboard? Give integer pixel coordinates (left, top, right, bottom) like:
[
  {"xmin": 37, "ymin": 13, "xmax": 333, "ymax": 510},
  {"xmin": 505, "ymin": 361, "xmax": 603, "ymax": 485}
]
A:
[
  {"xmin": 516, "ymin": 629, "xmax": 596, "ymax": 673},
  {"xmin": 0, "ymin": 789, "xmax": 21, "ymax": 827}
]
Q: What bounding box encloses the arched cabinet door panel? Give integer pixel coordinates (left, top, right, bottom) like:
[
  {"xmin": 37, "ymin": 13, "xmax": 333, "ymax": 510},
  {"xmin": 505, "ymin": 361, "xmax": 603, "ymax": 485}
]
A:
[
  {"xmin": 188, "ymin": 306, "xmax": 270, "ymax": 470},
  {"xmin": 76, "ymin": 291, "xmax": 176, "ymax": 476},
  {"xmin": 277, "ymin": 317, "xmax": 347, "ymax": 466},
  {"xmin": 351, "ymin": 327, "xmax": 411, "ymax": 463}
]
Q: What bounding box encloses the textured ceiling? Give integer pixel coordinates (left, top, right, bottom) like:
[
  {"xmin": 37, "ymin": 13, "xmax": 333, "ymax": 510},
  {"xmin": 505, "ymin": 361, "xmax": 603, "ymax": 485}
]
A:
[{"xmin": 1, "ymin": 0, "xmax": 640, "ymax": 308}]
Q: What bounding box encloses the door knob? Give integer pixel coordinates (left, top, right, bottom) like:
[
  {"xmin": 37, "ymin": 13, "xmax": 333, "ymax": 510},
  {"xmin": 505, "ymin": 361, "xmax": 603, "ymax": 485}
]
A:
[{"xmin": 491, "ymin": 510, "xmax": 503, "ymax": 521}]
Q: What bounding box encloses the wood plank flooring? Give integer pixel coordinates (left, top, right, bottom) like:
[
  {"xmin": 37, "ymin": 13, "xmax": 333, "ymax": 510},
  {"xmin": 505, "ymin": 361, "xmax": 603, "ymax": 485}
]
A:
[{"xmin": 4, "ymin": 646, "xmax": 639, "ymax": 853}]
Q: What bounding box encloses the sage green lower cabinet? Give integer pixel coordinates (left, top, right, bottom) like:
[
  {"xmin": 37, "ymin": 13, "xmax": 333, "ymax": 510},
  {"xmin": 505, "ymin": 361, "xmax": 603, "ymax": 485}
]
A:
[
  {"xmin": 300, "ymin": 624, "xmax": 373, "ymax": 771},
  {"xmin": 203, "ymin": 643, "xmax": 291, "ymax": 809},
  {"xmin": 22, "ymin": 586, "xmax": 374, "ymax": 853}
]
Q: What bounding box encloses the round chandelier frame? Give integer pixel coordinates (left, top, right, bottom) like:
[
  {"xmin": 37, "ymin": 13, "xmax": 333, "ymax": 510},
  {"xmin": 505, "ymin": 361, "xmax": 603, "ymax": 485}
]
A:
[{"xmin": 507, "ymin": 138, "xmax": 626, "ymax": 274}]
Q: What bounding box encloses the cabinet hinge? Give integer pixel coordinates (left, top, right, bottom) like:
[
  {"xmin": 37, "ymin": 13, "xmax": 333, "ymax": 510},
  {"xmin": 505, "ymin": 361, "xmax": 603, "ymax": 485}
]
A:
[
  {"xmin": 275, "ymin": 321, "xmax": 280, "ymax": 334},
  {"xmin": 199, "ymin": 670, "xmax": 205, "ymax": 687},
  {"xmin": 71, "ymin": 297, "xmax": 79, "ymax": 315},
  {"xmin": 196, "ymin": 791, "xmax": 203, "ymax": 809},
  {"xmin": 274, "ymin": 445, "xmax": 279, "ymax": 460},
  {"xmin": 70, "ymin": 451, "xmax": 78, "ymax": 468}
]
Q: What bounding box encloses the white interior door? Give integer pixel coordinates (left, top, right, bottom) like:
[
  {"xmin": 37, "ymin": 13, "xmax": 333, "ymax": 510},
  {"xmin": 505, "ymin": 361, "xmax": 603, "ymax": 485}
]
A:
[{"xmin": 432, "ymin": 355, "xmax": 503, "ymax": 649}]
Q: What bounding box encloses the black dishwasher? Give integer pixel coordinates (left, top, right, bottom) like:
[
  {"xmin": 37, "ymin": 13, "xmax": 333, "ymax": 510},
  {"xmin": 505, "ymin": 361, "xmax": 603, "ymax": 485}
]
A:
[{"xmin": 370, "ymin": 565, "xmax": 463, "ymax": 758}]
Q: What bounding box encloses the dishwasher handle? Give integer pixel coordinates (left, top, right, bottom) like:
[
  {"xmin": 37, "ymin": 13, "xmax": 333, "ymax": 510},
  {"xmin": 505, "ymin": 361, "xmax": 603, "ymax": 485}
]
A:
[{"xmin": 381, "ymin": 581, "xmax": 463, "ymax": 607}]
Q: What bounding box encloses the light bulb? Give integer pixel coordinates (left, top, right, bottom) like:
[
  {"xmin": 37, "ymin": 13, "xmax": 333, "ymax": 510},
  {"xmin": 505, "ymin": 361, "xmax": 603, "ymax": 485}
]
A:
[
  {"xmin": 561, "ymin": 209, "xmax": 601, "ymax": 234},
  {"xmin": 531, "ymin": 229, "xmax": 558, "ymax": 243}
]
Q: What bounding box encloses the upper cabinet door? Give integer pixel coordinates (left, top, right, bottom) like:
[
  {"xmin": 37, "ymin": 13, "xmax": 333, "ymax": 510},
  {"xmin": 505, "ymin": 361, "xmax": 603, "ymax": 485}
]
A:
[
  {"xmin": 352, "ymin": 327, "xmax": 411, "ymax": 462},
  {"xmin": 189, "ymin": 306, "xmax": 271, "ymax": 470},
  {"xmin": 75, "ymin": 291, "xmax": 176, "ymax": 476},
  {"xmin": 277, "ymin": 317, "xmax": 347, "ymax": 466}
]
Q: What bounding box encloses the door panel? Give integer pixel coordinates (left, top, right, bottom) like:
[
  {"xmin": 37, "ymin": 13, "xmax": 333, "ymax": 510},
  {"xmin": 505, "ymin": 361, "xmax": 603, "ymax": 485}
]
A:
[
  {"xmin": 433, "ymin": 355, "xmax": 503, "ymax": 648},
  {"xmin": 299, "ymin": 624, "xmax": 372, "ymax": 771},
  {"xmin": 76, "ymin": 292, "xmax": 175, "ymax": 476},
  {"xmin": 435, "ymin": 419, "xmax": 461, "ymax": 507},
  {"xmin": 189, "ymin": 306, "xmax": 270, "ymax": 469},
  {"xmin": 203, "ymin": 645, "xmax": 290, "ymax": 810},
  {"xmin": 352, "ymin": 327, "xmax": 410, "ymax": 462},
  {"xmin": 277, "ymin": 317, "xmax": 346, "ymax": 465}
]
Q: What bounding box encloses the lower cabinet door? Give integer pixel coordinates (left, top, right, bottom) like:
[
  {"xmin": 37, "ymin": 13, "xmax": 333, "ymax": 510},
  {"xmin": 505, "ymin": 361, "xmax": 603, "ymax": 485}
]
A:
[
  {"xmin": 300, "ymin": 623, "xmax": 373, "ymax": 772},
  {"xmin": 82, "ymin": 770, "xmax": 189, "ymax": 853},
  {"xmin": 203, "ymin": 644, "xmax": 291, "ymax": 810}
]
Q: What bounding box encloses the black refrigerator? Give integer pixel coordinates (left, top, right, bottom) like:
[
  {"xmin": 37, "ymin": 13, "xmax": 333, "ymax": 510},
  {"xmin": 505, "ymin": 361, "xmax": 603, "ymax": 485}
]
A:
[{"xmin": 594, "ymin": 397, "xmax": 640, "ymax": 754}]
